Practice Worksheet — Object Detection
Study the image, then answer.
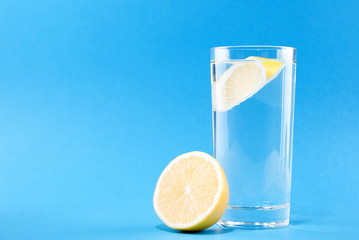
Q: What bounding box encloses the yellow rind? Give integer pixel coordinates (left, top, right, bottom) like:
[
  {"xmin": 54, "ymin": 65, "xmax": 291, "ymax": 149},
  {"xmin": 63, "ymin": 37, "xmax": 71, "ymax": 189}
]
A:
[{"xmin": 246, "ymin": 56, "xmax": 284, "ymax": 80}]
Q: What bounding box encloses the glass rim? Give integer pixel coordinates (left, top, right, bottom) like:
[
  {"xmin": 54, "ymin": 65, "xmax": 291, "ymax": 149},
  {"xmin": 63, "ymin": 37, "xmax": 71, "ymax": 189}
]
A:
[{"xmin": 211, "ymin": 45, "xmax": 296, "ymax": 51}]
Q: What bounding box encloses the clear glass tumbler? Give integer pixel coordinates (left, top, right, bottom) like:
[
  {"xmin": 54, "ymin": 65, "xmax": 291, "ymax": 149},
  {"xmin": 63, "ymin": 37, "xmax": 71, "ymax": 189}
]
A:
[{"xmin": 211, "ymin": 46, "xmax": 296, "ymax": 229}]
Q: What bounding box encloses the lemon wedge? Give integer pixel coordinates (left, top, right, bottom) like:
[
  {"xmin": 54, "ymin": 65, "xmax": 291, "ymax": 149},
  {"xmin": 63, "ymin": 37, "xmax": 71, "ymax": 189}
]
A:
[
  {"xmin": 153, "ymin": 151, "xmax": 229, "ymax": 232},
  {"xmin": 212, "ymin": 61, "xmax": 266, "ymax": 112},
  {"xmin": 212, "ymin": 57, "xmax": 284, "ymax": 112}
]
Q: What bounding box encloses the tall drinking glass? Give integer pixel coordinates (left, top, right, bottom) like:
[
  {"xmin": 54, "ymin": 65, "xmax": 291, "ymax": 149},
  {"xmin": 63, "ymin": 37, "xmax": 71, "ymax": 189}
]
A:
[{"xmin": 211, "ymin": 46, "xmax": 296, "ymax": 229}]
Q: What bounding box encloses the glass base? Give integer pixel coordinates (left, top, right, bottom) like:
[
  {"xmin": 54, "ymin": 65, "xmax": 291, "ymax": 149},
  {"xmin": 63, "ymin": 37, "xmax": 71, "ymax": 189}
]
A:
[{"xmin": 217, "ymin": 203, "xmax": 290, "ymax": 229}]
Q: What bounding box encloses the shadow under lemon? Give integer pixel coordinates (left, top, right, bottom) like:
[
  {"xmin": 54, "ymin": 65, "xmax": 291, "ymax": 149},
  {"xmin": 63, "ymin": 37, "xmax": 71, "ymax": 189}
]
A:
[{"xmin": 155, "ymin": 224, "xmax": 234, "ymax": 235}]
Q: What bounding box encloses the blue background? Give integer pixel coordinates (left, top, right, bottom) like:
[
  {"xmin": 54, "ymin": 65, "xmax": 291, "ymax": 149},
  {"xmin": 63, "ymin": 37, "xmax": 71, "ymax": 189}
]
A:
[{"xmin": 0, "ymin": 0, "xmax": 358, "ymax": 239}]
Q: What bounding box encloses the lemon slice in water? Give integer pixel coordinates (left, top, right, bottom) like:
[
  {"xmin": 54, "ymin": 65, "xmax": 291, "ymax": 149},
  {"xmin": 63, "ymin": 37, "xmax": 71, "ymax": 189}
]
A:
[{"xmin": 212, "ymin": 57, "xmax": 284, "ymax": 112}]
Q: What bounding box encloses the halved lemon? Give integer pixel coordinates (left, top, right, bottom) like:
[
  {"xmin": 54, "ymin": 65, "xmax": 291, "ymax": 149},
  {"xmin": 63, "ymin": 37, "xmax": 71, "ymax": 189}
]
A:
[
  {"xmin": 212, "ymin": 57, "xmax": 284, "ymax": 112},
  {"xmin": 153, "ymin": 151, "xmax": 229, "ymax": 232}
]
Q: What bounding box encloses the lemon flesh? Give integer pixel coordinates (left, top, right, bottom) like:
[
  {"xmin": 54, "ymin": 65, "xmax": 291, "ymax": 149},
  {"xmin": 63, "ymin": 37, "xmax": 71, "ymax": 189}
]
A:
[{"xmin": 153, "ymin": 151, "xmax": 229, "ymax": 232}]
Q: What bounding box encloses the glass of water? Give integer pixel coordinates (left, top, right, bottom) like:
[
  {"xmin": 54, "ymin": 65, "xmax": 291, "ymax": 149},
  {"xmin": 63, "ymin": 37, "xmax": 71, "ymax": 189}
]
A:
[{"xmin": 211, "ymin": 46, "xmax": 296, "ymax": 229}]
